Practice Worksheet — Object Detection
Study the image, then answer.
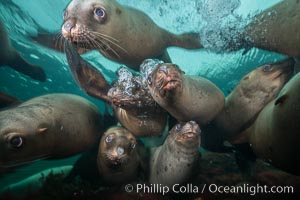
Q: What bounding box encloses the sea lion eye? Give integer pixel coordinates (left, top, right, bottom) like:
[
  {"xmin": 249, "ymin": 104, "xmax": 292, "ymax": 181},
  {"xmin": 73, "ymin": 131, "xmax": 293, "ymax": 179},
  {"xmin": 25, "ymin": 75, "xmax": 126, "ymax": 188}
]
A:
[
  {"xmin": 263, "ymin": 64, "xmax": 273, "ymax": 72},
  {"xmin": 147, "ymin": 76, "xmax": 152, "ymax": 86},
  {"xmin": 10, "ymin": 136, "xmax": 23, "ymax": 148},
  {"xmin": 105, "ymin": 135, "xmax": 113, "ymax": 143},
  {"xmin": 94, "ymin": 7, "xmax": 107, "ymax": 23},
  {"xmin": 175, "ymin": 124, "xmax": 182, "ymax": 131},
  {"xmin": 62, "ymin": 10, "xmax": 67, "ymax": 20},
  {"xmin": 94, "ymin": 8, "xmax": 106, "ymax": 18},
  {"xmin": 131, "ymin": 143, "xmax": 136, "ymax": 149}
]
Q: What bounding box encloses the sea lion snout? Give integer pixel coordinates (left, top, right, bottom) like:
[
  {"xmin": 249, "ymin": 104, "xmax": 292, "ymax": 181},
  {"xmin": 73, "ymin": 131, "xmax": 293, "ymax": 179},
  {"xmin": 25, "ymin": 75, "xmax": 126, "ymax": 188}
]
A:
[
  {"xmin": 152, "ymin": 64, "xmax": 183, "ymax": 92},
  {"xmin": 266, "ymin": 58, "xmax": 295, "ymax": 82},
  {"xmin": 62, "ymin": 18, "xmax": 79, "ymax": 41},
  {"xmin": 173, "ymin": 121, "xmax": 201, "ymax": 143},
  {"xmin": 63, "ymin": 22, "xmax": 74, "ymax": 33},
  {"xmin": 186, "ymin": 120, "xmax": 201, "ymax": 133}
]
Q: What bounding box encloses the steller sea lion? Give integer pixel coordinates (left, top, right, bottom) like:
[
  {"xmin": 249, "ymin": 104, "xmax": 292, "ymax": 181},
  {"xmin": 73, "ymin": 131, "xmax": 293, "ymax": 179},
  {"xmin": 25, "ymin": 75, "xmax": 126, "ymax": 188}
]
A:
[
  {"xmin": 149, "ymin": 121, "xmax": 201, "ymax": 187},
  {"xmin": 65, "ymin": 43, "xmax": 167, "ymax": 137},
  {"xmin": 202, "ymin": 58, "xmax": 295, "ymax": 152},
  {"xmin": 97, "ymin": 126, "xmax": 147, "ymax": 184},
  {"xmin": 241, "ymin": 0, "xmax": 300, "ymax": 57},
  {"xmin": 0, "ymin": 93, "xmax": 104, "ymax": 168},
  {"xmin": 212, "ymin": 0, "xmax": 300, "ymax": 57},
  {"xmin": 147, "ymin": 63, "xmax": 225, "ymax": 126},
  {"xmin": 248, "ymin": 72, "xmax": 300, "ymax": 176},
  {"xmin": 34, "ymin": 0, "xmax": 202, "ymax": 70},
  {"xmin": 0, "ymin": 19, "xmax": 46, "ymax": 82}
]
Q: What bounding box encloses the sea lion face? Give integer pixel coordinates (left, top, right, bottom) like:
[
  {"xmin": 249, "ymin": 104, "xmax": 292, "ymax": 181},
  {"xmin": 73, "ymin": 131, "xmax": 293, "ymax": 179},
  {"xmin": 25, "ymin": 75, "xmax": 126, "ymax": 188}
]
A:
[
  {"xmin": 62, "ymin": 0, "xmax": 124, "ymax": 58},
  {"xmin": 98, "ymin": 127, "xmax": 138, "ymax": 173},
  {"xmin": 148, "ymin": 63, "xmax": 184, "ymax": 98},
  {"xmin": 108, "ymin": 67, "xmax": 156, "ymax": 110},
  {"xmin": 0, "ymin": 119, "xmax": 51, "ymax": 168},
  {"xmin": 169, "ymin": 121, "xmax": 201, "ymax": 147},
  {"xmin": 239, "ymin": 58, "xmax": 294, "ymax": 100},
  {"xmin": 107, "ymin": 67, "xmax": 154, "ymax": 109}
]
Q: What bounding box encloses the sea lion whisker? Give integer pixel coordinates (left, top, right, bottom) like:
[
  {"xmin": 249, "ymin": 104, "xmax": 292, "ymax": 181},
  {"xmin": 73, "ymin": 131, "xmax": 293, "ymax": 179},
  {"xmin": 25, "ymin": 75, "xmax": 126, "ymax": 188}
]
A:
[
  {"xmin": 62, "ymin": 38, "xmax": 67, "ymax": 52},
  {"xmin": 85, "ymin": 35, "xmax": 101, "ymax": 50},
  {"xmin": 90, "ymin": 31, "xmax": 120, "ymax": 42},
  {"xmin": 90, "ymin": 32, "xmax": 128, "ymax": 53},
  {"xmin": 86, "ymin": 35, "xmax": 113, "ymax": 58},
  {"xmin": 58, "ymin": 35, "xmax": 64, "ymax": 52},
  {"xmin": 103, "ymin": 153, "xmax": 114, "ymax": 162},
  {"xmin": 85, "ymin": 34, "xmax": 105, "ymax": 50},
  {"xmin": 53, "ymin": 33, "xmax": 64, "ymax": 52},
  {"xmin": 60, "ymin": 35, "xmax": 67, "ymax": 52},
  {"xmin": 99, "ymin": 39, "xmax": 122, "ymax": 58},
  {"xmin": 89, "ymin": 32, "xmax": 128, "ymax": 55}
]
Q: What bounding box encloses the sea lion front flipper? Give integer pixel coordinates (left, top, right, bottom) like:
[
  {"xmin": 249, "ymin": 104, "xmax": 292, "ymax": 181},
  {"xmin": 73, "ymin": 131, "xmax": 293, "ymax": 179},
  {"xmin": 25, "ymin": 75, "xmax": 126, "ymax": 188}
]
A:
[
  {"xmin": 64, "ymin": 144, "xmax": 100, "ymax": 183},
  {"xmin": 233, "ymin": 143, "xmax": 257, "ymax": 181},
  {"xmin": 169, "ymin": 32, "xmax": 203, "ymax": 49},
  {"xmin": 136, "ymin": 140, "xmax": 151, "ymax": 181},
  {"xmin": 65, "ymin": 42, "xmax": 111, "ymax": 103},
  {"xmin": 0, "ymin": 92, "xmax": 21, "ymax": 109},
  {"xmin": 156, "ymin": 50, "xmax": 172, "ymax": 64},
  {"xmin": 7, "ymin": 52, "xmax": 46, "ymax": 82}
]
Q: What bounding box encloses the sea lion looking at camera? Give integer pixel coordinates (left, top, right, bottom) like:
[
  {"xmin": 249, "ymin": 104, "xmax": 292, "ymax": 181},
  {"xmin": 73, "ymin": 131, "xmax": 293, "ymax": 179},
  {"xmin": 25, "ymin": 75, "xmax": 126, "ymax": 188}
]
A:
[
  {"xmin": 33, "ymin": 0, "xmax": 202, "ymax": 70},
  {"xmin": 147, "ymin": 63, "xmax": 225, "ymax": 126},
  {"xmin": 0, "ymin": 19, "xmax": 46, "ymax": 82},
  {"xmin": 97, "ymin": 126, "xmax": 147, "ymax": 184},
  {"xmin": 149, "ymin": 121, "xmax": 201, "ymax": 187},
  {"xmin": 0, "ymin": 93, "xmax": 104, "ymax": 168}
]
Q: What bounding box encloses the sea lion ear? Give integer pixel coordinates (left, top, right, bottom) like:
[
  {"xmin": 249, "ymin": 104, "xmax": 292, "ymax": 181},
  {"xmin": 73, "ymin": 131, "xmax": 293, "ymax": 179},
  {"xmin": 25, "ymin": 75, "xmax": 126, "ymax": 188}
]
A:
[
  {"xmin": 274, "ymin": 94, "xmax": 288, "ymax": 106},
  {"xmin": 37, "ymin": 127, "xmax": 48, "ymax": 134},
  {"xmin": 37, "ymin": 123, "xmax": 49, "ymax": 134}
]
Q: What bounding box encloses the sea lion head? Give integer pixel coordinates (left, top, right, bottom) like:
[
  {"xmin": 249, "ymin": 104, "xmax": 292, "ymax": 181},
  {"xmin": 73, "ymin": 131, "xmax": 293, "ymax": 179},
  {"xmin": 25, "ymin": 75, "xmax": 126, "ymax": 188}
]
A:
[
  {"xmin": 147, "ymin": 63, "xmax": 185, "ymax": 98},
  {"xmin": 238, "ymin": 57, "xmax": 294, "ymax": 102},
  {"xmin": 0, "ymin": 110, "xmax": 52, "ymax": 168},
  {"xmin": 97, "ymin": 126, "xmax": 138, "ymax": 173},
  {"xmin": 168, "ymin": 121, "xmax": 201, "ymax": 147},
  {"xmin": 61, "ymin": 0, "xmax": 125, "ymax": 58},
  {"xmin": 107, "ymin": 67, "xmax": 155, "ymax": 109}
]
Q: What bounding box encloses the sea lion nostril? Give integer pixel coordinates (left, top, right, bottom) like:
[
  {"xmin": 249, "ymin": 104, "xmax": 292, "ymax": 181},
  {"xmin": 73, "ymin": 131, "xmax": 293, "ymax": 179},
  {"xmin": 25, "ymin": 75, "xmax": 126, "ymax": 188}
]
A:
[
  {"xmin": 190, "ymin": 121, "xmax": 197, "ymax": 125},
  {"xmin": 64, "ymin": 23, "xmax": 74, "ymax": 32},
  {"xmin": 117, "ymin": 147, "xmax": 124, "ymax": 156}
]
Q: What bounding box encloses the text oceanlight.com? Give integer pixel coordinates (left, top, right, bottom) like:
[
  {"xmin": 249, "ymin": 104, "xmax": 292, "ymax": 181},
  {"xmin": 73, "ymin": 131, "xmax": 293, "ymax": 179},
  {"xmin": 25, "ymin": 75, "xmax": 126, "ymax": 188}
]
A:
[{"xmin": 125, "ymin": 183, "xmax": 294, "ymax": 196}]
